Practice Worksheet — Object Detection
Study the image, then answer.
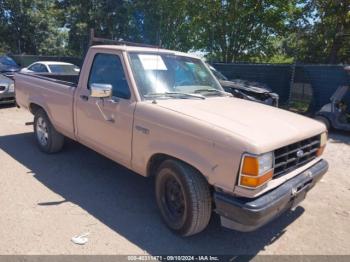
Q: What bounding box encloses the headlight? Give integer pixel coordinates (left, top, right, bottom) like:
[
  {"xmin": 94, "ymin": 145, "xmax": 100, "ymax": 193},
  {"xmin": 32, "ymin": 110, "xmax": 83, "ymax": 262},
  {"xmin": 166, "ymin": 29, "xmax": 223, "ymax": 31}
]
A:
[
  {"xmin": 317, "ymin": 132, "xmax": 327, "ymax": 156},
  {"xmin": 239, "ymin": 152, "xmax": 274, "ymax": 189},
  {"xmin": 9, "ymin": 83, "xmax": 14, "ymax": 92}
]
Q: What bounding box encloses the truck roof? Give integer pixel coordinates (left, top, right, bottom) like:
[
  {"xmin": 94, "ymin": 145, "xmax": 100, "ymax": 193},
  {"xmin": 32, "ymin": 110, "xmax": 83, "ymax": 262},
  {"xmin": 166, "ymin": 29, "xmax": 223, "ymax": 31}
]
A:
[{"xmin": 90, "ymin": 45, "xmax": 200, "ymax": 59}]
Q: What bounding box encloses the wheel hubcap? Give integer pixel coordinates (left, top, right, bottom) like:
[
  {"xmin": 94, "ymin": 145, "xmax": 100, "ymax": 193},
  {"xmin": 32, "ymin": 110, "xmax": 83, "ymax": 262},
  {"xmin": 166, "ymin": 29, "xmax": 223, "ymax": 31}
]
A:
[
  {"xmin": 164, "ymin": 177, "xmax": 185, "ymax": 218},
  {"xmin": 36, "ymin": 117, "xmax": 48, "ymax": 146}
]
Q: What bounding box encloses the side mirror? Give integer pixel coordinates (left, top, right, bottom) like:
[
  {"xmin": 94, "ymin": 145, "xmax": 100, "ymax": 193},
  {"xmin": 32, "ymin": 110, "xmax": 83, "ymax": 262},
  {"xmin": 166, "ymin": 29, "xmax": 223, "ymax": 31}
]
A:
[{"xmin": 90, "ymin": 83, "xmax": 112, "ymax": 98}]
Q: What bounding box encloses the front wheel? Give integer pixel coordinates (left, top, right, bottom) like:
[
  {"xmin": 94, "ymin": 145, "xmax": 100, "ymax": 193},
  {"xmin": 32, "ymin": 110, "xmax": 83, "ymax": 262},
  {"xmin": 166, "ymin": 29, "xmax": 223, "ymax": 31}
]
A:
[
  {"xmin": 155, "ymin": 159, "xmax": 212, "ymax": 236},
  {"xmin": 34, "ymin": 109, "xmax": 64, "ymax": 153}
]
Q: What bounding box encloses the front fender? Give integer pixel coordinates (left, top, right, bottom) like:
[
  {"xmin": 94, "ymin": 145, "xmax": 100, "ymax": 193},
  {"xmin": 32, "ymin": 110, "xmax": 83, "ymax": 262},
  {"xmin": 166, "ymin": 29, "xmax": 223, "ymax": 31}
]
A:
[{"xmin": 146, "ymin": 141, "xmax": 214, "ymax": 180}]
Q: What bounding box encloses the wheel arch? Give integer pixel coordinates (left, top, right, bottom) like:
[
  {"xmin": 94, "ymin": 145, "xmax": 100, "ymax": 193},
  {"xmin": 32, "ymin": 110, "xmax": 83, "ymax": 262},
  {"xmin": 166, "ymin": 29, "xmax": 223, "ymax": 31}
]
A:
[
  {"xmin": 28, "ymin": 101, "xmax": 54, "ymax": 124},
  {"xmin": 146, "ymin": 153, "xmax": 209, "ymax": 182},
  {"xmin": 29, "ymin": 103, "xmax": 44, "ymax": 115}
]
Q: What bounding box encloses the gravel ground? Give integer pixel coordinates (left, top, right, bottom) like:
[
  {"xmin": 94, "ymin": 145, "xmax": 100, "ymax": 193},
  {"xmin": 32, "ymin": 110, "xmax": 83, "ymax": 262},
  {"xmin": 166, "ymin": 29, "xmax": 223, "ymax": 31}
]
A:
[{"xmin": 0, "ymin": 105, "xmax": 349, "ymax": 255}]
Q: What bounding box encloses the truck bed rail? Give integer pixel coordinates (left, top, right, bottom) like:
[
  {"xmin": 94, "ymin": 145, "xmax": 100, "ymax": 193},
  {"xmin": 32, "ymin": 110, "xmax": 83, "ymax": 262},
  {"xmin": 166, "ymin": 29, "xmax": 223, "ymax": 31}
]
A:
[{"xmin": 16, "ymin": 72, "xmax": 78, "ymax": 87}]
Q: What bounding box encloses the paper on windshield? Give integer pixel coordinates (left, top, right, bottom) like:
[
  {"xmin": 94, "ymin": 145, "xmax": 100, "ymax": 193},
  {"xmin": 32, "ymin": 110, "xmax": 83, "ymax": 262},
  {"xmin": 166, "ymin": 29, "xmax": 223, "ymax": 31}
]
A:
[{"xmin": 138, "ymin": 54, "xmax": 167, "ymax": 70}]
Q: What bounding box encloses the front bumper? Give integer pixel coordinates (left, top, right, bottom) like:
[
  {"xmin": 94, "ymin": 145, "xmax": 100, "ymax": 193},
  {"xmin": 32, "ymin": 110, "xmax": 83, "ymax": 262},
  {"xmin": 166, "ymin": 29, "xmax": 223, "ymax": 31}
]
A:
[{"xmin": 214, "ymin": 159, "xmax": 328, "ymax": 232}]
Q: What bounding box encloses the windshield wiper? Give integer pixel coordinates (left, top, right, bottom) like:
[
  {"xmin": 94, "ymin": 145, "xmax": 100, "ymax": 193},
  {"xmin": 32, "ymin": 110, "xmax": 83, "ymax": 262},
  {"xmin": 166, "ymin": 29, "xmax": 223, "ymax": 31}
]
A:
[
  {"xmin": 194, "ymin": 88, "xmax": 232, "ymax": 96},
  {"xmin": 144, "ymin": 92, "xmax": 206, "ymax": 100}
]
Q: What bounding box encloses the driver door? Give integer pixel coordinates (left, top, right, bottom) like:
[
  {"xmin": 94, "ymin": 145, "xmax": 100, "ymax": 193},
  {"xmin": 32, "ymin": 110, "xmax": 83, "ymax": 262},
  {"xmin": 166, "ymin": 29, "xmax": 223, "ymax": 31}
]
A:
[{"xmin": 75, "ymin": 50, "xmax": 135, "ymax": 166}]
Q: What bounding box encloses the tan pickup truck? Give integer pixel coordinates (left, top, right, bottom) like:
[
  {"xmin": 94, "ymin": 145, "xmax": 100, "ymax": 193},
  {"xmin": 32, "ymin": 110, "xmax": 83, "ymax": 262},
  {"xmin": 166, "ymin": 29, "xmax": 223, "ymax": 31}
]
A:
[{"xmin": 15, "ymin": 44, "xmax": 328, "ymax": 236}]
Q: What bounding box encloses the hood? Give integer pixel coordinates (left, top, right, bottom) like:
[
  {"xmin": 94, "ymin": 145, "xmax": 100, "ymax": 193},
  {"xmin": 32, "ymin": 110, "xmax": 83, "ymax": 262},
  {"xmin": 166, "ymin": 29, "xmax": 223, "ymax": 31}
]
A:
[
  {"xmin": 0, "ymin": 64, "xmax": 20, "ymax": 73},
  {"xmin": 0, "ymin": 73, "xmax": 14, "ymax": 85},
  {"xmin": 219, "ymin": 79, "xmax": 271, "ymax": 94},
  {"xmin": 155, "ymin": 97, "xmax": 325, "ymax": 152},
  {"xmin": 0, "ymin": 56, "xmax": 20, "ymax": 73}
]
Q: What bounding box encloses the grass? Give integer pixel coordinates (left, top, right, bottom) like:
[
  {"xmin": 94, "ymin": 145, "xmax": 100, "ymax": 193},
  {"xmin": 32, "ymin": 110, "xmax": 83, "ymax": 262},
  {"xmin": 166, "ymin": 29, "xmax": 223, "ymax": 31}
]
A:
[{"xmin": 288, "ymin": 100, "xmax": 310, "ymax": 114}]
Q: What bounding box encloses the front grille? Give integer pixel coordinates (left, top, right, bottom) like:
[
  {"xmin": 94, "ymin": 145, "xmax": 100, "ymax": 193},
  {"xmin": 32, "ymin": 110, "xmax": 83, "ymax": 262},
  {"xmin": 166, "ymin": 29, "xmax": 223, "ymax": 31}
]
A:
[
  {"xmin": 273, "ymin": 135, "xmax": 320, "ymax": 178},
  {"xmin": 0, "ymin": 86, "xmax": 6, "ymax": 91}
]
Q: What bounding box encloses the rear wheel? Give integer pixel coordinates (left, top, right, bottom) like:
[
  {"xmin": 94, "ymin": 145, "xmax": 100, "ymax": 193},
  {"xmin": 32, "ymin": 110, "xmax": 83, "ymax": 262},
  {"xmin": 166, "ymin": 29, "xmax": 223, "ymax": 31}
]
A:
[
  {"xmin": 155, "ymin": 159, "xmax": 212, "ymax": 236},
  {"xmin": 34, "ymin": 109, "xmax": 64, "ymax": 153},
  {"xmin": 315, "ymin": 115, "xmax": 331, "ymax": 130}
]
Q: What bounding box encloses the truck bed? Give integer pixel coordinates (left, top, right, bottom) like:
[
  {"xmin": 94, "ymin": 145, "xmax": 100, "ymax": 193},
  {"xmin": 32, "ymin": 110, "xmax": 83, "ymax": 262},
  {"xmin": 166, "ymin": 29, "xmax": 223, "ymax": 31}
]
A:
[{"xmin": 15, "ymin": 72, "xmax": 77, "ymax": 138}]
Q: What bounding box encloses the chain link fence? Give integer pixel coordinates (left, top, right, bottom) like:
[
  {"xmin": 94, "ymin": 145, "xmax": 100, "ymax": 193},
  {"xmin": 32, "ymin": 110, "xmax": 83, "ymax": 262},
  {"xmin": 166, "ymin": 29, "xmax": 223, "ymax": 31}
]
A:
[{"xmin": 212, "ymin": 63, "xmax": 350, "ymax": 114}]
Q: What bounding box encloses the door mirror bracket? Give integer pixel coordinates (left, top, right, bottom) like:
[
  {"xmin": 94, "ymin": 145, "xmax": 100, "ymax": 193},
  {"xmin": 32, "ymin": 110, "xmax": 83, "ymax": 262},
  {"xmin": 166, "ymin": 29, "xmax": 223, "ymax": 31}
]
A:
[
  {"xmin": 95, "ymin": 99, "xmax": 115, "ymax": 122},
  {"xmin": 89, "ymin": 83, "xmax": 115, "ymax": 122}
]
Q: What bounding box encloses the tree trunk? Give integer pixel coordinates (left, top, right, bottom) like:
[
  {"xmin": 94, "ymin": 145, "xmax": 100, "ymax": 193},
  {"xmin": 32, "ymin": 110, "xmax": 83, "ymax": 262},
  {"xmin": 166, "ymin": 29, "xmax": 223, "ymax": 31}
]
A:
[{"xmin": 328, "ymin": 34, "xmax": 342, "ymax": 64}]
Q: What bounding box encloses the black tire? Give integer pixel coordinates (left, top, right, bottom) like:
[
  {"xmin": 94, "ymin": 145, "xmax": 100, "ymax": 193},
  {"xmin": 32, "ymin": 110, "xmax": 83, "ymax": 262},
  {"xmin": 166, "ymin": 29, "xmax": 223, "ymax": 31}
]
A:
[
  {"xmin": 34, "ymin": 109, "xmax": 64, "ymax": 153},
  {"xmin": 155, "ymin": 159, "xmax": 212, "ymax": 236},
  {"xmin": 315, "ymin": 115, "xmax": 331, "ymax": 130}
]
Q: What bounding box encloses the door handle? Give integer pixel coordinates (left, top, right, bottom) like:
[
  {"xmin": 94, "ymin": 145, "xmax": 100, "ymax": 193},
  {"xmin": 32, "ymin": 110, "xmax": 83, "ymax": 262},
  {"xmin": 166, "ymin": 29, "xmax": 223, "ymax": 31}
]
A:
[{"xmin": 80, "ymin": 95, "xmax": 89, "ymax": 101}]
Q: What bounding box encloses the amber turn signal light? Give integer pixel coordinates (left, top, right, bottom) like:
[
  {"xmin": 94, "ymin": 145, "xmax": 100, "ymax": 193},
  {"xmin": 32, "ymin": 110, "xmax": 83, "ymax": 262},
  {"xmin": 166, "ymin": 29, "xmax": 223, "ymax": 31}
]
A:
[
  {"xmin": 316, "ymin": 146, "xmax": 325, "ymax": 156},
  {"xmin": 240, "ymin": 170, "xmax": 273, "ymax": 188},
  {"xmin": 241, "ymin": 156, "xmax": 259, "ymax": 176}
]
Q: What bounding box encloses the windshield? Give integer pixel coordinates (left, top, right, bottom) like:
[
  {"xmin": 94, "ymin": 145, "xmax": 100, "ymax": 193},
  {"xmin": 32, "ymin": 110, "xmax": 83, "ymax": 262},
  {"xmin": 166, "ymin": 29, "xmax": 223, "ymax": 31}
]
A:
[
  {"xmin": 48, "ymin": 64, "xmax": 80, "ymax": 74},
  {"xmin": 128, "ymin": 52, "xmax": 223, "ymax": 99},
  {"xmin": 0, "ymin": 56, "xmax": 18, "ymax": 67},
  {"xmin": 209, "ymin": 65, "xmax": 228, "ymax": 81}
]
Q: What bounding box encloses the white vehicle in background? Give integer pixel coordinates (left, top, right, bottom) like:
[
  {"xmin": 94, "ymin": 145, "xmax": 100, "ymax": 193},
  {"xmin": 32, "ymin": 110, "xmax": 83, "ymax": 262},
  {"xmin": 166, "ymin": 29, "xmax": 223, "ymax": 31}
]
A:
[{"xmin": 21, "ymin": 61, "xmax": 80, "ymax": 75}]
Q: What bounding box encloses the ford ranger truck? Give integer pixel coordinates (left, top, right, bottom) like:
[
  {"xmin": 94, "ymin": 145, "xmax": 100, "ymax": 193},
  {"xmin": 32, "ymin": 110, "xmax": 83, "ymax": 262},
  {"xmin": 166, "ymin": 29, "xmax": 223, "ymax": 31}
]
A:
[{"xmin": 14, "ymin": 45, "xmax": 328, "ymax": 236}]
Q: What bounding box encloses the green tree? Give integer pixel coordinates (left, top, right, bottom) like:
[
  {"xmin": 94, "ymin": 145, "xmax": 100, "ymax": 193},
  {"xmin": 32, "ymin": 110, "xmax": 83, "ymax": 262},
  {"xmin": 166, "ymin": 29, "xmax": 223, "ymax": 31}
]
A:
[
  {"xmin": 0, "ymin": 0, "xmax": 67, "ymax": 55},
  {"xmin": 0, "ymin": 0, "xmax": 348, "ymax": 63},
  {"xmin": 56, "ymin": 0, "xmax": 194, "ymax": 55},
  {"xmin": 187, "ymin": 0, "xmax": 304, "ymax": 62},
  {"xmin": 281, "ymin": 0, "xmax": 350, "ymax": 64},
  {"xmin": 56, "ymin": 0, "xmax": 132, "ymax": 56},
  {"xmin": 130, "ymin": 0, "xmax": 193, "ymax": 50}
]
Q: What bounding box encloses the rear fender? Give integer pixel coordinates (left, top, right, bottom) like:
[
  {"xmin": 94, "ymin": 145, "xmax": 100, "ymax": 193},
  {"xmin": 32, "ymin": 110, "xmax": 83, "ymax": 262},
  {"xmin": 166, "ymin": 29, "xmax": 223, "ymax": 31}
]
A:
[{"xmin": 28, "ymin": 97, "xmax": 54, "ymax": 124}]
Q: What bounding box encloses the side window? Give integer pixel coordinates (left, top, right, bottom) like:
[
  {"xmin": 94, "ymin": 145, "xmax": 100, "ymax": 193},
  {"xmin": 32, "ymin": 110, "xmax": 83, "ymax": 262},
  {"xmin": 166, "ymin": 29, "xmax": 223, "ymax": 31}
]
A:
[
  {"xmin": 29, "ymin": 64, "xmax": 40, "ymax": 72},
  {"xmin": 38, "ymin": 64, "xmax": 48, "ymax": 73},
  {"xmin": 29, "ymin": 64, "xmax": 48, "ymax": 73},
  {"xmin": 88, "ymin": 53, "xmax": 131, "ymax": 99}
]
